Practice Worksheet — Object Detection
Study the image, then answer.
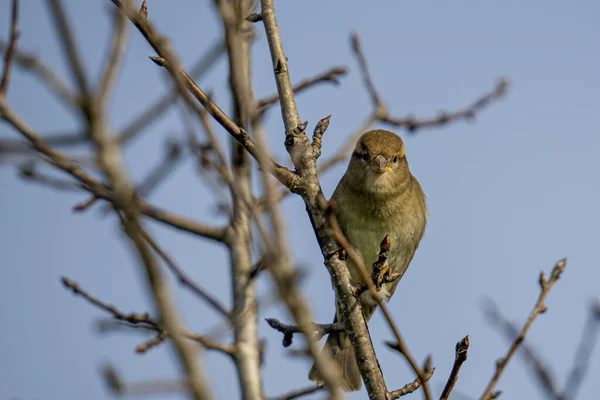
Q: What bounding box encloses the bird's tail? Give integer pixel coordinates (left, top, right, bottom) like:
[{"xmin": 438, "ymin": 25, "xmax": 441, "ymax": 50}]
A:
[
  {"xmin": 308, "ymin": 302, "xmax": 377, "ymax": 392},
  {"xmin": 308, "ymin": 318, "xmax": 362, "ymax": 391}
]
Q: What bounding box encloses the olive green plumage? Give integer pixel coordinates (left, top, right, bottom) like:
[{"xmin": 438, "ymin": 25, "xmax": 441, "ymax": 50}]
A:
[{"xmin": 309, "ymin": 129, "xmax": 427, "ymax": 391}]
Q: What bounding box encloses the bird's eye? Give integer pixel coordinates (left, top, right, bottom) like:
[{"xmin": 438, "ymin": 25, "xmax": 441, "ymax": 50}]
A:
[
  {"xmin": 360, "ymin": 153, "xmax": 369, "ymax": 161},
  {"xmin": 392, "ymin": 155, "xmax": 399, "ymax": 163}
]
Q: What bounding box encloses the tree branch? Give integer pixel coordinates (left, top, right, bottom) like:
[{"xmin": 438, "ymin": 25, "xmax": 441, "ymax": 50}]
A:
[
  {"xmin": 480, "ymin": 258, "xmax": 567, "ymax": 400},
  {"xmin": 440, "ymin": 336, "xmax": 469, "ymax": 400},
  {"xmin": 0, "ymin": 0, "xmax": 19, "ymax": 96},
  {"xmin": 389, "ymin": 368, "xmax": 435, "ymax": 399},
  {"xmin": 255, "ymin": 66, "xmax": 347, "ymax": 109},
  {"xmin": 0, "ymin": 98, "xmax": 227, "ymax": 241}
]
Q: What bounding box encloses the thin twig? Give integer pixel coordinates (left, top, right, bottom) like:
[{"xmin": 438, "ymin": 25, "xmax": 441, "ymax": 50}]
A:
[
  {"xmin": 480, "ymin": 258, "xmax": 567, "ymax": 400},
  {"xmin": 61, "ymin": 277, "xmax": 160, "ymax": 329},
  {"xmin": 138, "ymin": 226, "xmax": 232, "ymax": 320},
  {"xmin": 389, "ymin": 368, "xmax": 435, "ymax": 399},
  {"xmin": 96, "ymin": 5, "xmax": 129, "ymax": 105},
  {"xmin": 98, "ymin": 139, "xmax": 185, "ymax": 214},
  {"xmin": 440, "ymin": 336, "xmax": 469, "ymax": 400},
  {"xmin": 0, "ymin": 41, "xmax": 78, "ymax": 109},
  {"xmin": 268, "ymin": 384, "xmax": 325, "ymax": 400},
  {"xmin": 18, "ymin": 162, "xmax": 81, "ymax": 191},
  {"xmin": 350, "ymin": 33, "xmax": 384, "ymax": 113},
  {"xmin": 380, "ymin": 79, "xmax": 509, "ymax": 132},
  {"xmin": 256, "ymin": 66, "xmax": 347, "ymax": 109},
  {"xmin": 149, "ymin": 55, "xmax": 298, "ymax": 191},
  {"xmin": 61, "ymin": 277, "xmax": 234, "ymax": 357},
  {"xmin": 117, "ymin": 39, "xmax": 225, "ymax": 146},
  {"xmin": 0, "ymin": 0, "xmax": 19, "ymax": 96},
  {"xmin": 46, "ymin": 0, "xmax": 91, "ymax": 106}
]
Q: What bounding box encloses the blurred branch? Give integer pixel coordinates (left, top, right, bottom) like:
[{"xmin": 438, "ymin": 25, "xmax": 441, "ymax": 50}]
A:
[
  {"xmin": 0, "ymin": 98, "xmax": 227, "ymax": 240},
  {"xmin": 0, "ymin": 0, "xmax": 19, "ymax": 96},
  {"xmin": 103, "ymin": 365, "xmax": 187, "ymax": 397},
  {"xmin": 18, "ymin": 162, "xmax": 81, "ymax": 191},
  {"xmin": 117, "ymin": 38, "xmax": 226, "ymax": 146},
  {"xmin": 149, "ymin": 55, "xmax": 298, "ymax": 190},
  {"xmin": 46, "ymin": 0, "xmax": 91, "ymax": 107},
  {"xmin": 561, "ymin": 300, "xmax": 600, "ymax": 399},
  {"xmin": 485, "ymin": 299, "xmax": 560, "ymax": 399},
  {"xmin": 268, "ymin": 384, "xmax": 324, "ymax": 400},
  {"xmin": 0, "ymin": 41, "xmax": 79, "ymax": 109},
  {"xmin": 440, "ymin": 336, "xmax": 470, "ymax": 400},
  {"xmin": 216, "ymin": 0, "xmax": 264, "ymax": 396},
  {"xmin": 265, "ymin": 318, "xmax": 344, "ymax": 347},
  {"xmin": 96, "ymin": 5, "xmax": 129, "ymax": 106},
  {"xmin": 0, "ymin": 39, "xmax": 225, "ymax": 156},
  {"xmin": 138, "ymin": 226, "xmax": 232, "ymax": 320},
  {"xmin": 99, "ymin": 139, "xmax": 185, "ymax": 214},
  {"xmin": 61, "ymin": 277, "xmax": 234, "ymax": 356},
  {"xmin": 480, "ymin": 258, "xmax": 567, "ymax": 400}
]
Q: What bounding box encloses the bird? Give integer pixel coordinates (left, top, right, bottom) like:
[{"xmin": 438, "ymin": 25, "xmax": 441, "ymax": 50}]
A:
[{"xmin": 308, "ymin": 129, "xmax": 427, "ymax": 391}]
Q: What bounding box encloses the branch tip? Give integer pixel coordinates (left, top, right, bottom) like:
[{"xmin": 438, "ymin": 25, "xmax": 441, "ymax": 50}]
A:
[{"xmin": 245, "ymin": 13, "xmax": 263, "ymax": 23}]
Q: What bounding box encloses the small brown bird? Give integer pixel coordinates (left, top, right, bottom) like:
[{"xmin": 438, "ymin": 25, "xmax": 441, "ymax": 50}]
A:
[{"xmin": 309, "ymin": 129, "xmax": 427, "ymax": 391}]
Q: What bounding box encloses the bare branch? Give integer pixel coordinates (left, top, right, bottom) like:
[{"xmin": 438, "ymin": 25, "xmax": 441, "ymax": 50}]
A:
[
  {"xmin": 0, "ymin": 0, "xmax": 19, "ymax": 96},
  {"xmin": 99, "ymin": 139, "xmax": 185, "ymax": 214},
  {"xmin": 480, "ymin": 258, "xmax": 567, "ymax": 400},
  {"xmin": 215, "ymin": 1, "xmax": 264, "ymax": 398},
  {"xmin": 0, "ymin": 98, "xmax": 227, "ymax": 241},
  {"xmin": 350, "ymin": 33, "xmax": 384, "ymax": 112},
  {"xmin": 389, "ymin": 368, "xmax": 435, "ymax": 399},
  {"xmin": 64, "ymin": 277, "xmax": 235, "ymax": 357},
  {"xmin": 0, "ymin": 42, "xmax": 79, "ymax": 109},
  {"xmin": 268, "ymin": 384, "xmax": 324, "ymax": 400},
  {"xmin": 18, "ymin": 162, "xmax": 81, "ymax": 191},
  {"xmin": 138, "ymin": 226, "xmax": 232, "ymax": 320},
  {"xmin": 117, "ymin": 39, "xmax": 225, "ymax": 146},
  {"xmin": 440, "ymin": 336, "xmax": 469, "ymax": 400},
  {"xmin": 149, "ymin": 55, "xmax": 298, "ymax": 191},
  {"xmin": 380, "ymin": 79, "xmax": 509, "ymax": 132},
  {"xmin": 256, "ymin": 66, "xmax": 347, "ymax": 109},
  {"xmin": 46, "ymin": 0, "xmax": 91, "ymax": 106},
  {"xmin": 96, "ymin": 5, "xmax": 129, "ymax": 105}
]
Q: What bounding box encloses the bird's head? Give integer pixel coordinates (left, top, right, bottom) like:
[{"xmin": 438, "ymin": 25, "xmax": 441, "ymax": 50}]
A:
[{"xmin": 346, "ymin": 129, "xmax": 411, "ymax": 196}]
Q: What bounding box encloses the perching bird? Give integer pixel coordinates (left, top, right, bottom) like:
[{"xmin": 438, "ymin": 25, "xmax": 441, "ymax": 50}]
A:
[{"xmin": 308, "ymin": 129, "xmax": 427, "ymax": 391}]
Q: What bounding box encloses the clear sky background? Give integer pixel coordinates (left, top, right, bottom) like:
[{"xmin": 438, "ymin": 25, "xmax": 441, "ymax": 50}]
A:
[{"xmin": 1, "ymin": 1, "xmax": 599, "ymax": 399}]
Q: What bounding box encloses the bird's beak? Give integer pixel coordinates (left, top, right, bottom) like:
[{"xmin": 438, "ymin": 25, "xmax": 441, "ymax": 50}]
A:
[{"xmin": 371, "ymin": 155, "xmax": 389, "ymax": 173}]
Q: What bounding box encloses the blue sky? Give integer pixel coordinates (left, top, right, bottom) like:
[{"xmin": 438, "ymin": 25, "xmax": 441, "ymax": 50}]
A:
[{"xmin": 1, "ymin": 1, "xmax": 599, "ymax": 399}]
